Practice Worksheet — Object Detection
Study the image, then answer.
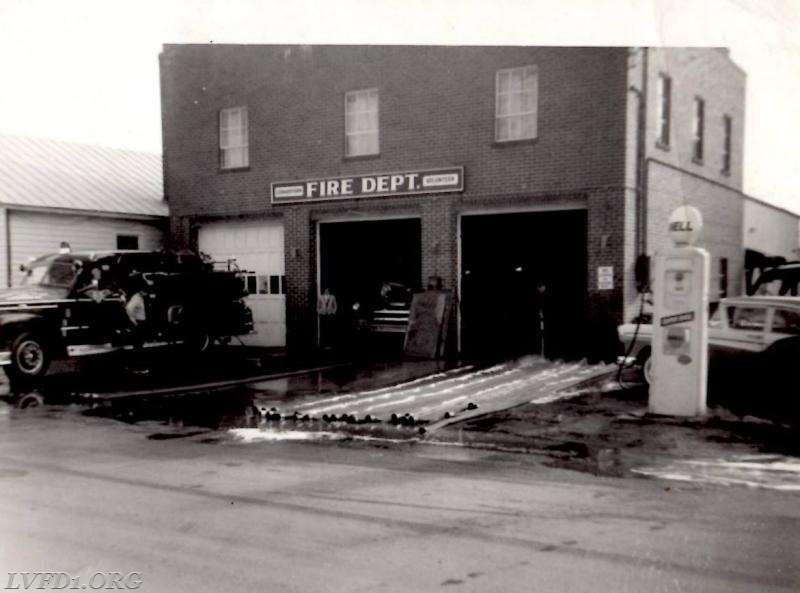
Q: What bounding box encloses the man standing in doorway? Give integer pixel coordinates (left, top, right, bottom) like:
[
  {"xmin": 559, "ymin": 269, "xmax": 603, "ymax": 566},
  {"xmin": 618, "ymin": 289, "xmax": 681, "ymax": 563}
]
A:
[
  {"xmin": 318, "ymin": 287, "xmax": 338, "ymax": 348},
  {"xmin": 535, "ymin": 280, "xmax": 549, "ymax": 358}
]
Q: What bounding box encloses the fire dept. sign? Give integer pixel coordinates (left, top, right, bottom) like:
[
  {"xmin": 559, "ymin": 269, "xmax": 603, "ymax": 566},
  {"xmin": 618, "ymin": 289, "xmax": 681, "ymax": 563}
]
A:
[{"xmin": 271, "ymin": 167, "xmax": 464, "ymax": 204}]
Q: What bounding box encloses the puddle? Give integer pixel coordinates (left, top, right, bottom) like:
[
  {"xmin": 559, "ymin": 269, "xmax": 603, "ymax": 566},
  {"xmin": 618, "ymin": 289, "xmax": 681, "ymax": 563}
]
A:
[
  {"xmin": 2, "ymin": 357, "xmax": 612, "ymax": 449},
  {"xmin": 2, "ymin": 360, "xmax": 452, "ymax": 434},
  {"xmin": 147, "ymin": 430, "xmax": 211, "ymax": 440},
  {"xmin": 230, "ymin": 428, "xmax": 345, "ymax": 442}
]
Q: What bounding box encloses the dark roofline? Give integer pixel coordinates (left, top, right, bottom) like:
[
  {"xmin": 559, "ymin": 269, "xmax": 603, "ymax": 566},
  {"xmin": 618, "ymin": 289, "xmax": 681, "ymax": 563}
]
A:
[{"xmin": 2, "ymin": 203, "xmax": 168, "ymax": 221}]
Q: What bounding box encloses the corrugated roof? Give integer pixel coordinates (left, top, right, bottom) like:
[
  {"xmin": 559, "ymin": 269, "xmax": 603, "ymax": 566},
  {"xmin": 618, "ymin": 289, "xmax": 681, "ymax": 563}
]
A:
[{"xmin": 0, "ymin": 134, "xmax": 167, "ymax": 218}]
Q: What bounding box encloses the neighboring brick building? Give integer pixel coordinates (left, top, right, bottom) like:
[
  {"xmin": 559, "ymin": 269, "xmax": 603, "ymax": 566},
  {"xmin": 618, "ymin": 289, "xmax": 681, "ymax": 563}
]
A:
[{"xmin": 159, "ymin": 45, "xmax": 746, "ymax": 356}]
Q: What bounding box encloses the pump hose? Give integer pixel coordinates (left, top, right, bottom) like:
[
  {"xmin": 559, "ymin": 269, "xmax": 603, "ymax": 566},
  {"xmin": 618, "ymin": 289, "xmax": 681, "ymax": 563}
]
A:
[{"xmin": 616, "ymin": 287, "xmax": 649, "ymax": 390}]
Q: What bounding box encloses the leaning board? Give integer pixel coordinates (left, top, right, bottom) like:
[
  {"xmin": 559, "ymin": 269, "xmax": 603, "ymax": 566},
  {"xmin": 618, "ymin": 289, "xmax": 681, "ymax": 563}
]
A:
[{"xmin": 403, "ymin": 291, "xmax": 452, "ymax": 359}]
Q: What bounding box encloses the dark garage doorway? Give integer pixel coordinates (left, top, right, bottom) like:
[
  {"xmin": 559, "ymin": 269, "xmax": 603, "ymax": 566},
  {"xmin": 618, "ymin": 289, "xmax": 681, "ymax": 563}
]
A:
[
  {"xmin": 319, "ymin": 218, "xmax": 422, "ymax": 349},
  {"xmin": 460, "ymin": 209, "xmax": 588, "ymax": 361}
]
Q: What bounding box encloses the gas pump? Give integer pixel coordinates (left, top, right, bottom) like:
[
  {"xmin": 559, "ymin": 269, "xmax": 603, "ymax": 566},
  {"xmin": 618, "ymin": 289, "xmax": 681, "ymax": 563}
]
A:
[{"xmin": 650, "ymin": 206, "xmax": 710, "ymax": 417}]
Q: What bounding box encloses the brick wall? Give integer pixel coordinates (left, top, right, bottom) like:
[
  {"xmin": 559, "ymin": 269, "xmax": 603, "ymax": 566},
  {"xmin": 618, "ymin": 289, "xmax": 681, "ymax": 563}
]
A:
[
  {"xmin": 642, "ymin": 49, "xmax": 746, "ymax": 299},
  {"xmin": 160, "ymin": 45, "xmax": 636, "ymax": 353},
  {"xmin": 160, "ymin": 45, "xmax": 746, "ymax": 354},
  {"xmin": 648, "ymin": 162, "xmax": 744, "ymax": 298},
  {"xmin": 283, "ymin": 207, "xmax": 315, "ymax": 352},
  {"xmin": 161, "ymin": 45, "xmax": 630, "ymax": 221},
  {"xmin": 645, "ymin": 49, "xmax": 746, "ymax": 190}
]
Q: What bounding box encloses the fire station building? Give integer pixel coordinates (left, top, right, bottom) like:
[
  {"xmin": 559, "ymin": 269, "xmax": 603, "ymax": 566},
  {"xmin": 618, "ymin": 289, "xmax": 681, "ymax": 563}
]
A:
[{"xmin": 159, "ymin": 45, "xmax": 746, "ymax": 358}]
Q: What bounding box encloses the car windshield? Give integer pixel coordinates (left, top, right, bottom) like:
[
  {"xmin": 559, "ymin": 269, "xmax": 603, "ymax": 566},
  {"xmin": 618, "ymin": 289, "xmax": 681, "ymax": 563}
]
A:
[{"xmin": 20, "ymin": 258, "xmax": 78, "ymax": 289}]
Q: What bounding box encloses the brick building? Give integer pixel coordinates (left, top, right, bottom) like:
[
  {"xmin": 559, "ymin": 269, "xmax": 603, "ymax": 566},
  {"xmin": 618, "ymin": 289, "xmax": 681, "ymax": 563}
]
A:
[{"xmin": 159, "ymin": 45, "xmax": 746, "ymax": 357}]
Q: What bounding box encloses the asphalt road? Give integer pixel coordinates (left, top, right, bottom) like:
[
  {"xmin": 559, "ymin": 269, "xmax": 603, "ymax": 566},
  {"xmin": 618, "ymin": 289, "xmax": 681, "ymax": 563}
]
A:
[{"xmin": 0, "ymin": 403, "xmax": 798, "ymax": 592}]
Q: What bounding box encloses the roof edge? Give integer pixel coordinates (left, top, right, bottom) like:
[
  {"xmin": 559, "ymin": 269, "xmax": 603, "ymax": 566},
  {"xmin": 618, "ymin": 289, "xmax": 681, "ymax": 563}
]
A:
[{"xmin": 1, "ymin": 203, "xmax": 168, "ymax": 221}]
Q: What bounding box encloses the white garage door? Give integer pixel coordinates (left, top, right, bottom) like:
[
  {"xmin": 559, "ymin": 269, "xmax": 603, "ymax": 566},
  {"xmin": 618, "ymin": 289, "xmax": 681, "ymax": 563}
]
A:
[{"xmin": 198, "ymin": 219, "xmax": 285, "ymax": 347}]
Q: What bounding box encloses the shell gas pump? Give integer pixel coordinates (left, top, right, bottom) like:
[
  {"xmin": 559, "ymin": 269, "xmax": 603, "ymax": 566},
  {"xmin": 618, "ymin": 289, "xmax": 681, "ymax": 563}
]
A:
[{"xmin": 650, "ymin": 206, "xmax": 710, "ymax": 417}]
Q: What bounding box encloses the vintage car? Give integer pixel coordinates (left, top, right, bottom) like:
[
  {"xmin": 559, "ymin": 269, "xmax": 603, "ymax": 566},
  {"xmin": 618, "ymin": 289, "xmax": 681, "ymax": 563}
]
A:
[
  {"xmin": 618, "ymin": 296, "xmax": 800, "ymax": 406},
  {"xmin": 0, "ymin": 250, "xmax": 253, "ymax": 382}
]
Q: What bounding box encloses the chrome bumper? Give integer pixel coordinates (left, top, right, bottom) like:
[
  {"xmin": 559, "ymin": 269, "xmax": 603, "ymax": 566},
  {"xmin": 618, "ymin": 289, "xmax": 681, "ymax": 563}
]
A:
[{"xmin": 0, "ymin": 351, "xmax": 11, "ymax": 366}]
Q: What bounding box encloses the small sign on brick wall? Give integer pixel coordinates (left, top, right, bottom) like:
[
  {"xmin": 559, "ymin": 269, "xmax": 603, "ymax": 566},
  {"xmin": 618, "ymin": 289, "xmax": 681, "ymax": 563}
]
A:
[{"xmin": 597, "ymin": 266, "xmax": 614, "ymax": 290}]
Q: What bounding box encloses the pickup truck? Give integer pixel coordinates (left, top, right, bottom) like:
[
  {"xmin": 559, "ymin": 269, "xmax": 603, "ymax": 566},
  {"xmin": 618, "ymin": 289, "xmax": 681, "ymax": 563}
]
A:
[{"xmin": 0, "ymin": 250, "xmax": 253, "ymax": 382}]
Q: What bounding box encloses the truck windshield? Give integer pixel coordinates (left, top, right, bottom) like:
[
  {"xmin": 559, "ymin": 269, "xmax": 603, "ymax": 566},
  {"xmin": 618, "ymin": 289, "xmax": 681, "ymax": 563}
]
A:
[{"xmin": 20, "ymin": 259, "xmax": 77, "ymax": 288}]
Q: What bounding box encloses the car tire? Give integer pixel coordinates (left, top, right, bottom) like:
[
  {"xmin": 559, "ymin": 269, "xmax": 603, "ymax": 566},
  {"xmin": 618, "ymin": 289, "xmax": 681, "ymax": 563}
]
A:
[
  {"xmin": 636, "ymin": 347, "xmax": 652, "ymax": 385},
  {"xmin": 8, "ymin": 332, "xmax": 50, "ymax": 380}
]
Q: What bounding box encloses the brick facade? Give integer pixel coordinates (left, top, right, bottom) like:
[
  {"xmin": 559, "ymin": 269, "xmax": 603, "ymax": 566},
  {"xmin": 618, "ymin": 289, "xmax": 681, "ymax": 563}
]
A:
[
  {"xmin": 160, "ymin": 45, "xmax": 746, "ymax": 355},
  {"xmin": 642, "ymin": 49, "xmax": 747, "ymax": 299}
]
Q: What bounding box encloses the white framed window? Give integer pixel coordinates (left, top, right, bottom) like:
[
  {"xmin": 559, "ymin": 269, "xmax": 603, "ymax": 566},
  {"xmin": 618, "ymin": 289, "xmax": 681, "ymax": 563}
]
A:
[
  {"xmin": 345, "ymin": 89, "xmax": 379, "ymax": 157},
  {"xmin": 495, "ymin": 65, "xmax": 538, "ymax": 142},
  {"xmin": 692, "ymin": 97, "xmax": 705, "ymax": 162},
  {"xmin": 656, "ymin": 73, "xmax": 672, "ymax": 146},
  {"xmin": 219, "ymin": 106, "xmax": 249, "ymax": 169}
]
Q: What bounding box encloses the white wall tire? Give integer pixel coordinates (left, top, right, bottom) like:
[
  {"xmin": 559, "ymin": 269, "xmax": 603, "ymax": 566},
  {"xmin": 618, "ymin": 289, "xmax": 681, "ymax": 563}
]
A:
[
  {"xmin": 635, "ymin": 347, "xmax": 652, "ymax": 385},
  {"xmin": 642, "ymin": 354, "xmax": 653, "ymax": 385},
  {"xmin": 9, "ymin": 333, "xmax": 49, "ymax": 379}
]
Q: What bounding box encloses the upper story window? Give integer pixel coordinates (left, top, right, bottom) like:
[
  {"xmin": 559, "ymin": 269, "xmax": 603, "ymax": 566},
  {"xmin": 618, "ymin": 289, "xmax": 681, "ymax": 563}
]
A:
[
  {"xmin": 495, "ymin": 65, "xmax": 538, "ymax": 142},
  {"xmin": 219, "ymin": 106, "xmax": 249, "ymax": 170},
  {"xmin": 656, "ymin": 73, "xmax": 672, "ymax": 147},
  {"xmin": 345, "ymin": 89, "xmax": 379, "ymax": 157},
  {"xmin": 691, "ymin": 97, "xmax": 705, "ymax": 163},
  {"xmin": 722, "ymin": 115, "xmax": 732, "ymax": 174}
]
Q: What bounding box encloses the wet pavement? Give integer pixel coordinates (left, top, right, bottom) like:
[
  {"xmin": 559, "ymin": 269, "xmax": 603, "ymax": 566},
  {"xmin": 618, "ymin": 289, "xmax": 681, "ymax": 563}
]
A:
[
  {"xmin": 1, "ymin": 380, "xmax": 799, "ymax": 593},
  {"xmin": 2, "ymin": 350, "xmax": 799, "ymax": 591},
  {"xmin": 1, "ymin": 349, "xmax": 799, "ymax": 492},
  {"xmin": 0, "ymin": 352, "xmax": 611, "ymax": 432}
]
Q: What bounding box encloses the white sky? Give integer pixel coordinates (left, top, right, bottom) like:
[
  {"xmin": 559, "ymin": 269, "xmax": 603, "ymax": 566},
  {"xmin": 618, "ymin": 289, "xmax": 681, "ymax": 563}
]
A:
[{"xmin": 0, "ymin": 0, "xmax": 798, "ymax": 213}]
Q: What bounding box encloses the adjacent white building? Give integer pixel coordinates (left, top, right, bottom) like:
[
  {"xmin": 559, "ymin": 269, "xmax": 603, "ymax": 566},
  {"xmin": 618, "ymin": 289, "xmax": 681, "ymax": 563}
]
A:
[
  {"xmin": 0, "ymin": 134, "xmax": 168, "ymax": 287},
  {"xmin": 743, "ymin": 195, "xmax": 800, "ymax": 261}
]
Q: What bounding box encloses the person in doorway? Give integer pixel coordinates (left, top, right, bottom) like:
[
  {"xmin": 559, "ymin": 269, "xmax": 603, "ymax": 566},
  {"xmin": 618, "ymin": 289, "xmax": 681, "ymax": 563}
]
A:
[
  {"xmin": 317, "ymin": 287, "xmax": 338, "ymax": 348},
  {"xmin": 534, "ymin": 280, "xmax": 549, "ymax": 358},
  {"xmin": 379, "ymin": 281, "xmax": 392, "ymax": 306}
]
